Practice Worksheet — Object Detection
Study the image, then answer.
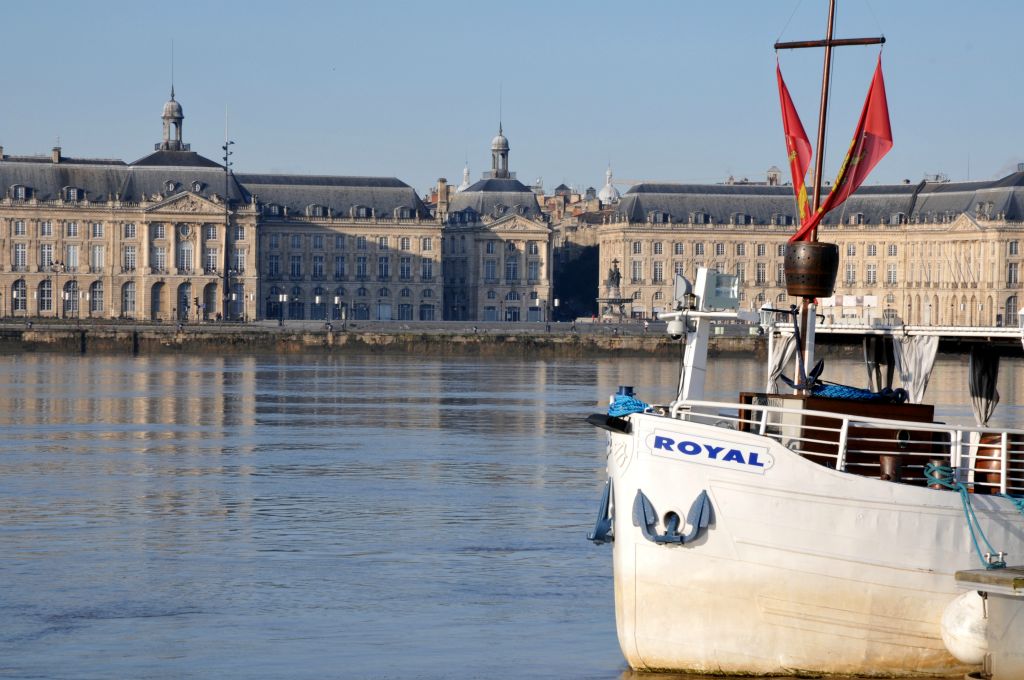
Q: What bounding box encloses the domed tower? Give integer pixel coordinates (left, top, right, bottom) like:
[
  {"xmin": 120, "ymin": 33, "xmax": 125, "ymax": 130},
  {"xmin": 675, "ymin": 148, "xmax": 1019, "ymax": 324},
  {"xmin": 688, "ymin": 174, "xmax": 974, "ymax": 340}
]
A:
[
  {"xmin": 598, "ymin": 165, "xmax": 621, "ymax": 204},
  {"xmin": 457, "ymin": 162, "xmax": 471, "ymax": 192},
  {"xmin": 158, "ymin": 87, "xmax": 189, "ymax": 151},
  {"xmin": 490, "ymin": 124, "xmax": 510, "ymax": 179}
]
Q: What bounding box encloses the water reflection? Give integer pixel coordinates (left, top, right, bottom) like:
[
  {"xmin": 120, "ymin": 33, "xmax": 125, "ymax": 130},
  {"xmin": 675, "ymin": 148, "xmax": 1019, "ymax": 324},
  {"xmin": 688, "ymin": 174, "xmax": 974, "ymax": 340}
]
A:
[{"xmin": 0, "ymin": 351, "xmax": 1019, "ymax": 679}]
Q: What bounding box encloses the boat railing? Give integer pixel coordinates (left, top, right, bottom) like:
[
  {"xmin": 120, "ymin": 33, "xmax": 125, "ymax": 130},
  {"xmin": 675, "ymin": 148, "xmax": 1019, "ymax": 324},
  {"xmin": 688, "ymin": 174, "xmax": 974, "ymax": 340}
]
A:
[{"xmin": 665, "ymin": 398, "xmax": 1024, "ymax": 495}]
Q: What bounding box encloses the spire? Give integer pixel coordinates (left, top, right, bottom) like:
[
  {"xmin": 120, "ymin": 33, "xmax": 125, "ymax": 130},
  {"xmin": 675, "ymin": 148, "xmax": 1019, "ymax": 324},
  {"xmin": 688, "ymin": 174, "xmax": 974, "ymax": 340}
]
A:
[
  {"xmin": 490, "ymin": 124, "xmax": 510, "ymax": 179},
  {"xmin": 158, "ymin": 88, "xmax": 188, "ymax": 152},
  {"xmin": 458, "ymin": 161, "xmax": 471, "ymax": 192}
]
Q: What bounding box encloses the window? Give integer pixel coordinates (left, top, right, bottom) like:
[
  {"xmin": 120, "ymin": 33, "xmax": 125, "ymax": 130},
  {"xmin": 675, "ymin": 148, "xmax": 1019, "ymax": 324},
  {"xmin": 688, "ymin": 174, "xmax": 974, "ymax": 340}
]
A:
[
  {"xmin": 356, "ymin": 256, "xmax": 368, "ymax": 278},
  {"xmin": 378, "ymin": 256, "xmax": 390, "ymax": 279},
  {"xmin": 632, "ymin": 241, "xmax": 642, "ymax": 255},
  {"xmin": 484, "ymin": 259, "xmax": 497, "ymax": 281},
  {"xmin": 90, "ymin": 281, "xmax": 104, "ymax": 313},
  {"xmin": 378, "ymin": 287, "xmax": 390, "ymax": 297},
  {"xmin": 421, "ymin": 237, "xmax": 433, "ymax": 252},
  {"xmin": 631, "ymin": 260, "xmax": 643, "ymax": 283},
  {"xmin": 290, "ymin": 234, "xmax": 302, "ymax": 249},
  {"xmin": 674, "ymin": 242, "xmax": 684, "ymax": 255},
  {"xmin": 12, "ymin": 185, "xmax": 26, "ymax": 200},
  {"xmin": 39, "ymin": 279, "xmax": 52, "ymax": 312},
  {"xmin": 486, "ymin": 241, "xmax": 496, "ymax": 255},
  {"xmin": 867, "ymin": 244, "xmax": 877, "ymax": 257},
  {"xmin": 505, "ymin": 256, "xmax": 519, "ymax": 281},
  {"xmin": 777, "ymin": 263, "xmax": 785, "ymax": 286},
  {"xmin": 400, "ymin": 288, "xmax": 412, "ymax": 298},
  {"xmin": 714, "ymin": 243, "xmax": 725, "ymax": 256},
  {"xmin": 40, "ymin": 221, "xmax": 53, "ymax": 237},
  {"xmin": 334, "ymin": 255, "xmax": 346, "ymax": 279},
  {"xmin": 91, "ymin": 222, "xmax": 104, "ymax": 238},
  {"xmin": 756, "ymin": 262, "xmax": 767, "ymax": 285},
  {"xmin": 205, "ymin": 248, "xmax": 218, "ymax": 272},
  {"xmin": 695, "ymin": 243, "xmax": 705, "ymax": 256},
  {"xmin": 887, "ymin": 244, "xmax": 898, "ymax": 257},
  {"xmin": 270, "ymin": 233, "xmax": 280, "ymax": 249},
  {"xmin": 399, "ymin": 257, "xmax": 412, "ymax": 279},
  {"xmin": 674, "ymin": 262, "xmax": 685, "ymax": 278},
  {"xmin": 886, "ymin": 264, "xmax": 897, "ymax": 284},
  {"xmin": 64, "ymin": 187, "xmax": 80, "ymax": 201},
  {"xmin": 735, "ymin": 263, "xmax": 745, "ymax": 283},
  {"xmin": 653, "ymin": 261, "xmax": 664, "ymax": 283},
  {"xmin": 486, "ymin": 290, "xmax": 497, "ymax": 300},
  {"xmin": 399, "ymin": 237, "xmax": 411, "ymax": 251},
  {"xmin": 268, "ymin": 254, "xmax": 281, "ymax": 278},
  {"xmin": 13, "ymin": 243, "xmax": 27, "ymax": 270},
  {"xmin": 1010, "ymin": 241, "xmax": 1019, "ymax": 256},
  {"xmin": 290, "ymin": 255, "xmax": 303, "ymax": 278},
  {"xmin": 845, "ymin": 262, "xmax": 856, "ymax": 284},
  {"xmin": 14, "ymin": 220, "xmax": 25, "ymax": 236},
  {"xmin": 312, "ymin": 255, "xmax": 324, "ymax": 279},
  {"xmin": 176, "ymin": 243, "xmax": 191, "ymax": 272},
  {"xmin": 736, "ymin": 243, "xmax": 746, "ymax": 256},
  {"xmin": 152, "ymin": 246, "xmax": 166, "ymax": 271},
  {"xmin": 205, "ymin": 224, "xmax": 217, "ymax": 240},
  {"xmin": 378, "ymin": 236, "xmax": 388, "ymax": 250},
  {"xmin": 1008, "ymin": 262, "xmax": 1019, "ymax": 286},
  {"xmin": 308, "ymin": 234, "xmax": 321, "ymax": 250},
  {"xmin": 866, "ymin": 264, "xmax": 877, "ymax": 285},
  {"xmin": 123, "ymin": 223, "xmax": 136, "ymax": 239},
  {"xmin": 234, "ymin": 225, "xmax": 245, "ymax": 241},
  {"xmin": 356, "ymin": 236, "xmax": 367, "ymax": 250},
  {"xmin": 777, "ymin": 244, "xmax": 786, "ymax": 257},
  {"xmin": 527, "ymin": 241, "xmax": 539, "ymax": 255},
  {"xmin": 335, "ymin": 235, "xmax": 345, "ymax": 250},
  {"xmin": 756, "ymin": 243, "xmax": 766, "ymax": 257},
  {"xmin": 418, "ymin": 259, "xmax": 433, "ymax": 280},
  {"xmin": 12, "ymin": 279, "xmax": 26, "ymax": 311},
  {"xmin": 846, "ymin": 244, "xmax": 857, "ymax": 257},
  {"xmin": 123, "ymin": 246, "xmax": 137, "ymax": 271},
  {"xmin": 90, "ymin": 245, "xmax": 105, "ymax": 270},
  {"xmin": 152, "ymin": 223, "xmax": 165, "ymax": 240},
  {"xmin": 527, "ymin": 260, "xmax": 539, "ymax": 281},
  {"xmin": 232, "ymin": 248, "xmax": 244, "ymax": 273},
  {"xmin": 653, "ymin": 242, "xmax": 663, "ymax": 255}
]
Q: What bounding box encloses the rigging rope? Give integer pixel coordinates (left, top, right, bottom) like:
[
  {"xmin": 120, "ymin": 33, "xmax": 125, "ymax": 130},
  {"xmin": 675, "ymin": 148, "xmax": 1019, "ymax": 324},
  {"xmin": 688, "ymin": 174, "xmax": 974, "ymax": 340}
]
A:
[{"xmin": 608, "ymin": 395, "xmax": 650, "ymax": 418}]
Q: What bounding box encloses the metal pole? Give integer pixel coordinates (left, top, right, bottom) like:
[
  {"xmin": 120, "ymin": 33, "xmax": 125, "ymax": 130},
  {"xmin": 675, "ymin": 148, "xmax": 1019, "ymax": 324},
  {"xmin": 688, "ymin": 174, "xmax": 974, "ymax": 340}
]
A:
[{"xmin": 809, "ymin": 0, "xmax": 837, "ymax": 242}]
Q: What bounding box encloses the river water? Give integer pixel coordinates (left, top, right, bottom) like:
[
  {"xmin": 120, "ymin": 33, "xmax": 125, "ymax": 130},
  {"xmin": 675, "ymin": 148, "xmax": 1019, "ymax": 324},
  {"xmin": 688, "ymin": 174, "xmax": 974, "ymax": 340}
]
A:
[{"xmin": 1, "ymin": 351, "xmax": 1021, "ymax": 679}]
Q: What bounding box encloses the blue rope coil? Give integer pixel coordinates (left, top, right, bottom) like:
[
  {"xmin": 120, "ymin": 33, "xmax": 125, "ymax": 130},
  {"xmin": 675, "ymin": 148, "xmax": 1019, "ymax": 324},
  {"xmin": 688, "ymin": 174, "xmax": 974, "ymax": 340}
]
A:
[
  {"xmin": 925, "ymin": 461, "xmax": 1006, "ymax": 569},
  {"xmin": 608, "ymin": 395, "xmax": 650, "ymax": 417}
]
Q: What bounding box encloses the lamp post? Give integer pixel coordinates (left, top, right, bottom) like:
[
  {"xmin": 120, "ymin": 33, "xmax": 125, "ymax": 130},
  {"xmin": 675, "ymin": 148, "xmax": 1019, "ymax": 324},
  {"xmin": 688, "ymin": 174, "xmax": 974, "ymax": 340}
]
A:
[
  {"xmin": 222, "ymin": 137, "xmax": 234, "ymax": 322},
  {"xmin": 315, "ymin": 294, "xmax": 322, "ymax": 320},
  {"xmin": 333, "ymin": 295, "xmax": 340, "ymax": 321},
  {"xmin": 278, "ymin": 293, "xmax": 287, "ymax": 327}
]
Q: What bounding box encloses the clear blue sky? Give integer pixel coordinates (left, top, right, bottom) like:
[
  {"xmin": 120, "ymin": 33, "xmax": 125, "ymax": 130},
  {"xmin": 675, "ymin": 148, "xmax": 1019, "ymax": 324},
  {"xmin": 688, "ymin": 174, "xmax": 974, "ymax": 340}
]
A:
[{"xmin": 2, "ymin": 1, "xmax": 1020, "ymax": 195}]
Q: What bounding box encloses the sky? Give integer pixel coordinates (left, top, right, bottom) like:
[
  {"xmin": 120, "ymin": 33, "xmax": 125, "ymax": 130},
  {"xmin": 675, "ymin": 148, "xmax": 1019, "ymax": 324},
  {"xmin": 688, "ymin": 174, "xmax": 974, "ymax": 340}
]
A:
[{"xmin": 2, "ymin": 1, "xmax": 1022, "ymax": 196}]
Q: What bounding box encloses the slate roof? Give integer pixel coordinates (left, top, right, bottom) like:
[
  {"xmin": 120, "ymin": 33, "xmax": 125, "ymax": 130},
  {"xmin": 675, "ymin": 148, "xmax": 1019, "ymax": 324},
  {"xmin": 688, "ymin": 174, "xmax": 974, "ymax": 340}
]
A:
[
  {"xmin": 447, "ymin": 176, "xmax": 543, "ymax": 219},
  {"xmin": 131, "ymin": 150, "xmax": 223, "ymax": 168},
  {"xmin": 614, "ymin": 172, "xmax": 1024, "ymax": 225},
  {"xmin": 236, "ymin": 173, "xmax": 430, "ymax": 219}
]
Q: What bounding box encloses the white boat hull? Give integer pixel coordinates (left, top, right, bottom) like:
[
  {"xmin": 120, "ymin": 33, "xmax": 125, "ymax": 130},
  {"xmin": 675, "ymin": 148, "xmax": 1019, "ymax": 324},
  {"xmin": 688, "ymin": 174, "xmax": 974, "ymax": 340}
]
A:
[{"xmin": 606, "ymin": 412, "xmax": 1021, "ymax": 676}]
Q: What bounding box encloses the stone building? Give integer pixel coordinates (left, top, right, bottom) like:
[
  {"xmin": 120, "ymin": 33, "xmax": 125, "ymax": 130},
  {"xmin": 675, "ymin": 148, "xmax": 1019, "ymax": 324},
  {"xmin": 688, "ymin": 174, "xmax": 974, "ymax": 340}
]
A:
[
  {"xmin": 439, "ymin": 126, "xmax": 553, "ymax": 321},
  {"xmin": 598, "ymin": 169, "xmax": 1024, "ymax": 325},
  {"xmin": 0, "ymin": 91, "xmax": 259, "ymax": 321},
  {"xmin": 0, "ymin": 91, "xmax": 436, "ymax": 323}
]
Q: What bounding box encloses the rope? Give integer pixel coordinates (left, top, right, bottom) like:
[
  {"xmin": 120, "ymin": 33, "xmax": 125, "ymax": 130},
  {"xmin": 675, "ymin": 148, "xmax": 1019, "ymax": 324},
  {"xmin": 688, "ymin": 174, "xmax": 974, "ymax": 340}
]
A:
[
  {"xmin": 608, "ymin": 395, "xmax": 650, "ymax": 418},
  {"xmin": 925, "ymin": 462, "xmax": 1006, "ymax": 570},
  {"xmin": 999, "ymin": 494, "xmax": 1024, "ymax": 517}
]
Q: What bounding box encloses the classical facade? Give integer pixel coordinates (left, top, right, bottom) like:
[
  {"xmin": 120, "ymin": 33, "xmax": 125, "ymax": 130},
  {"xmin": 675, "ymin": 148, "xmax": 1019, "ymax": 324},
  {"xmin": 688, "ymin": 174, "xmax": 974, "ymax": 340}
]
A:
[
  {"xmin": 0, "ymin": 92, "xmax": 259, "ymax": 321},
  {"xmin": 438, "ymin": 126, "xmax": 553, "ymax": 321},
  {"xmin": 598, "ymin": 171, "xmax": 1024, "ymax": 325},
  {"xmin": 0, "ymin": 92, "xmax": 437, "ymax": 323}
]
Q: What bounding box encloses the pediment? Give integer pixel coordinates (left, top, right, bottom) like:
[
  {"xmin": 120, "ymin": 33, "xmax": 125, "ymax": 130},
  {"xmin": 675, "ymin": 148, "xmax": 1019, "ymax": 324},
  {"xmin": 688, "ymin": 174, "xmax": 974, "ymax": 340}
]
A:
[
  {"xmin": 485, "ymin": 214, "xmax": 550, "ymax": 234},
  {"xmin": 146, "ymin": 192, "xmax": 223, "ymax": 215},
  {"xmin": 946, "ymin": 213, "xmax": 985, "ymax": 232}
]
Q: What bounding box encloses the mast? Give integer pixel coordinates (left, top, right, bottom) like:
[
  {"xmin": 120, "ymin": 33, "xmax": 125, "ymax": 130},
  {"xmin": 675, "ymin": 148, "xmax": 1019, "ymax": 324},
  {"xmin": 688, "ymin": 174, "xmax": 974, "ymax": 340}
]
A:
[{"xmin": 775, "ymin": 0, "xmax": 884, "ymax": 391}]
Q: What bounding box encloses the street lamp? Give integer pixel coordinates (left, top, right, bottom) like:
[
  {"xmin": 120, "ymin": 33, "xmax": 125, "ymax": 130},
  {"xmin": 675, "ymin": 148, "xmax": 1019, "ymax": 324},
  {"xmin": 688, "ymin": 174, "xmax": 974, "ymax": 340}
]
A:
[
  {"xmin": 278, "ymin": 292, "xmax": 287, "ymax": 327},
  {"xmin": 222, "ymin": 137, "xmax": 235, "ymax": 322},
  {"xmin": 315, "ymin": 294, "xmax": 322, "ymax": 320},
  {"xmin": 333, "ymin": 295, "xmax": 340, "ymax": 321}
]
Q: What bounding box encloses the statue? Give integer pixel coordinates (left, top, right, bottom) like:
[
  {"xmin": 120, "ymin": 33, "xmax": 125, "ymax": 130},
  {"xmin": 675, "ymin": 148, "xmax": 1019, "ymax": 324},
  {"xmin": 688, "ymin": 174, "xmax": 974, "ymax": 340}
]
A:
[{"xmin": 606, "ymin": 260, "xmax": 622, "ymax": 289}]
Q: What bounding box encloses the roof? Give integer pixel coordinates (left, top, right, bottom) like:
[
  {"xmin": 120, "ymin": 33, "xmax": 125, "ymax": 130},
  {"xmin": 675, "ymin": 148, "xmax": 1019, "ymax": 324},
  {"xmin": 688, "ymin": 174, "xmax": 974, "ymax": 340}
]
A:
[
  {"xmin": 447, "ymin": 176, "xmax": 543, "ymax": 219},
  {"xmin": 131, "ymin": 150, "xmax": 223, "ymax": 168},
  {"xmin": 237, "ymin": 173, "xmax": 430, "ymax": 218}
]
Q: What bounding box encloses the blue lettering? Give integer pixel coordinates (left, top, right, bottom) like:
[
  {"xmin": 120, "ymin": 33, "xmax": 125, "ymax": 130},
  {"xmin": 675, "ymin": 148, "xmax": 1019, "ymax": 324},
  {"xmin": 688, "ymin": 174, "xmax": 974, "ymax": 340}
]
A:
[
  {"xmin": 653, "ymin": 436, "xmax": 675, "ymax": 451},
  {"xmin": 722, "ymin": 449, "xmax": 746, "ymax": 464},
  {"xmin": 748, "ymin": 452, "xmax": 766, "ymax": 467},
  {"xmin": 703, "ymin": 444, "xmax": 724, "ymax": 459},
  {"xmin": 677, "ymin": 440, "xmax": 702, "ymax": 456}
]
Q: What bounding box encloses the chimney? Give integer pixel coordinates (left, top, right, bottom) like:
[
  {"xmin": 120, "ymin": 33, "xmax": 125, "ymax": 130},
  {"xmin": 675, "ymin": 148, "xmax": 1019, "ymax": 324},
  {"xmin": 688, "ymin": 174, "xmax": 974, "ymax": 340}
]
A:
[
  {"xmin": 51, "ymin": 147, "xmax": 61, "ymax": 164},
  {"xmin": 436, "ymin": 178, "xmax": 449, "ymax": 221}
]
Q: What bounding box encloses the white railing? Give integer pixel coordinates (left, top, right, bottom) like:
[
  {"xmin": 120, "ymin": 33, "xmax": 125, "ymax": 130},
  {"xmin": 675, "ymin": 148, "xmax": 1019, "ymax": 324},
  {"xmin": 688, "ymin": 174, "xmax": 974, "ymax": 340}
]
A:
[{"xmin": 665, "ymin": 398, "xmax": 1024, "ymax": 495}]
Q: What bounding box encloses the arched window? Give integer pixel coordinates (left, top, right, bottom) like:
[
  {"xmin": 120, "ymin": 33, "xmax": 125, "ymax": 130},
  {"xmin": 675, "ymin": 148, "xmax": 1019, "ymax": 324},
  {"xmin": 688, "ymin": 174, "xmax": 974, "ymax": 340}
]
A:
[
  {"xmin": 379, "ymin": 288, "xmax": 390, "ymax": 297},
  {"xmin": 90, "ymin": 281, "xmax": 104, "ymax": 313},
  {"xmin": 38, "ymin": 279, "xmax": 53, "ymax": 312},
  {"xmin": 121, "ymin": 281, "xmax": 135, "ymax": 316},
  {"xmin": 12, "ymin": 279, "xmax": 27, "ymax": 312},
  {"xmin": 400, "ymin": 288, "xmax": 411, "ymax": 298}
]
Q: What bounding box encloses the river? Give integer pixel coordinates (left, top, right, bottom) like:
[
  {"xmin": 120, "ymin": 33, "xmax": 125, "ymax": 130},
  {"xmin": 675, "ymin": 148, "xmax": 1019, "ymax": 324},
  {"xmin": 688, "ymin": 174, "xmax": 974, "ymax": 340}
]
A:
[{"xmin": 1, "ymin": 351, "xmax": 1020, "ymax": 679}]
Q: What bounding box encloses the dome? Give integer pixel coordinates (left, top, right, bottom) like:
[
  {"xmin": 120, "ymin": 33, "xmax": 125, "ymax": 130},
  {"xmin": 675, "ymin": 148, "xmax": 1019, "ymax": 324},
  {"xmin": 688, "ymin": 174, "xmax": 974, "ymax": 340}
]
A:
[
  {"xmin": 491, "ymin": 132, "xmax": 509, "ymax": 151},
  {"xmin": 598, "ymin": 165, "xmax": 621, "ymax": 204},
  {"xmin": 163, "ymin": 95, "xmax": 183, "ymax": 119}
]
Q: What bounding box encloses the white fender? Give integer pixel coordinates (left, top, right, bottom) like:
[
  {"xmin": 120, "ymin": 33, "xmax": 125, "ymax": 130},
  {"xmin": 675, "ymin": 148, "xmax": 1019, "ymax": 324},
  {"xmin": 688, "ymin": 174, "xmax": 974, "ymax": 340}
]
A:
[{"xmin": 941, "ymin": 590, "xmax": 989, "ymax": 665}]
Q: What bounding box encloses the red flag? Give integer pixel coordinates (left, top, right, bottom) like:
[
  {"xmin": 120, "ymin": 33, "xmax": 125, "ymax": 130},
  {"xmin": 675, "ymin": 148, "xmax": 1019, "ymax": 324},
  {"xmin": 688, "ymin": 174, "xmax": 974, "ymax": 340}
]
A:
[
  {"xmin": 790, "ymin": 55, "xmax": 893, "ymax": 242},
  {"xmin": 777, "ymin": 64, "xmax": 812, "ymax": 224}
]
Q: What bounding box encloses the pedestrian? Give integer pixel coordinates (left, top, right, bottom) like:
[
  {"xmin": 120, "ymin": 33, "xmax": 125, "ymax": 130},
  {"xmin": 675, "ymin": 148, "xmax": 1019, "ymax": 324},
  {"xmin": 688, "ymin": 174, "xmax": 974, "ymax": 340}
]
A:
[{"xmin": 644, "ymin": 320, "xmax": 649, "ymax": 333}]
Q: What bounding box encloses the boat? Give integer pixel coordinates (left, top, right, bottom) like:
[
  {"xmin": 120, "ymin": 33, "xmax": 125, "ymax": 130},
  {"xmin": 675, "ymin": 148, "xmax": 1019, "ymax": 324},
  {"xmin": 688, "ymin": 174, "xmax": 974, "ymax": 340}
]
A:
[{"xmin": 587, "ymin": 3, "xmax": 1024, "ymax": 677}]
